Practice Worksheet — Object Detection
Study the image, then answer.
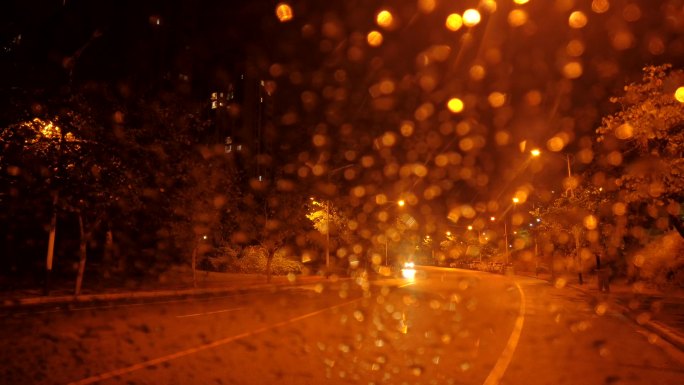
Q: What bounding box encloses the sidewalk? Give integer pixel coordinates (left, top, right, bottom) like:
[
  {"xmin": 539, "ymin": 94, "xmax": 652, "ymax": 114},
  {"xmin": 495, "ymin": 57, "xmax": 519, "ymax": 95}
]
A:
[
  {"xmin": 0, "ymin": 268, "xmax": 330, "ymax": 309},
  {"xmin": 526, "ymin": 271, "xmax": 684, "ymax": 352}
]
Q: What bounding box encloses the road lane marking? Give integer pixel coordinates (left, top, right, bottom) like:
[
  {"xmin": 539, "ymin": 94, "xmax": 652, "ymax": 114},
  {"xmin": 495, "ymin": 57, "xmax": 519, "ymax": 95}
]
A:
[
  {"xmin": 482, "ymin": 281, "xmax": 526, "ymax": 385},
  {"xmin": 398, "ymin": 282, "xmax": 415, "ymax": 288},
  {"xmin": 66, "ymin": 297, "xmax": 362, "ymax": 385},
  {"xmin": 176, "ymin": 307, "xmax": 245, "ymax": 318}
]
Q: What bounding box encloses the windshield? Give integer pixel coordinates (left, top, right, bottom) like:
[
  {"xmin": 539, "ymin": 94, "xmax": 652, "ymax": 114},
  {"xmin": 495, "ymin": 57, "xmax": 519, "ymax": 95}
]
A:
[{"xmin": 1, "ymin": 1, "xmax": 683, "ymax": 384}]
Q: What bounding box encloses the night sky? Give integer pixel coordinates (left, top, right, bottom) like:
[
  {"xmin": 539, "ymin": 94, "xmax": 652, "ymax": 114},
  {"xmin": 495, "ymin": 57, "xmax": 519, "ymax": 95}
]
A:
[{"xmin": 3, "ymin": 0, "xmax": 684, "ymax": 210}]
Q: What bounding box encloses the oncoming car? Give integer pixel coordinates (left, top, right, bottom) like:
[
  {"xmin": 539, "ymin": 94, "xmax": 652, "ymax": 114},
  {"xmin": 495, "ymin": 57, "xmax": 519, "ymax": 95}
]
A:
[{"xmin": 401, "ymin": 261, "xmax": 416, "ymax": 279}]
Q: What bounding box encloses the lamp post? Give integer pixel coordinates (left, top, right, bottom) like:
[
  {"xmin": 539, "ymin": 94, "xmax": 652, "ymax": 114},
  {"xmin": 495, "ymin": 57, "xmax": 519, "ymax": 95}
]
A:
[
  {"xmin": 531, "ymin": 148, "xmax": 574, "ymax": 197},
  {"xmin": 306, "ymin": 163, "xmax": 357, "ymax": 271},
  {"xmin": 383, "ymin": 199, "xmax": 405, "ymax": 266}
]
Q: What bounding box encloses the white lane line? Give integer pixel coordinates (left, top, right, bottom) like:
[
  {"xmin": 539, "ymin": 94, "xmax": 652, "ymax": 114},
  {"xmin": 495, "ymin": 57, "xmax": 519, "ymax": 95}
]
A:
[
  {"xmin": 176, "ymin": 307, "xmax": 245, "ymax": 318},
  {"xmin": 67, "ymin": 297, "xmax": 362, "ymax": 385},
  {"xmin": 482, "ymin": 281, "xmax": 526, "ymax": 385}
]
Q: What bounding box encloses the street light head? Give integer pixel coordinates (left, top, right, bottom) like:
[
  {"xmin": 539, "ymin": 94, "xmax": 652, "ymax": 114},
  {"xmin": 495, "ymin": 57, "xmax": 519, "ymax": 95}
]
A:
[
  {"xmin": 490, "ymin": 216, "xmax": 496, "ymax": 221},
  {"xmin": 512, "ymin": 197, "xmax": 520, "ymax": 203},
  {"xmin": 531, "ymin": 149, "xmax": 541, "ymax": 157},
  {"xmin": 467, "ymin": 225, "xmax": 473, "ymax": 230},
  {"xmin": 397, "ymin": 200, "xmax": 405, "ymax": 207}
]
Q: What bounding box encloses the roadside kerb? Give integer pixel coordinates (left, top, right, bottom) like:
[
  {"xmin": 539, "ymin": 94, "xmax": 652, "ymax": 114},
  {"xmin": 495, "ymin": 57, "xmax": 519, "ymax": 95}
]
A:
[
  {"xmin": 514, "ymin": 271, "xmax": 684, "ymax": 353},
  {"xmin": 1, "ymin": 275, "xmax": 329, "ymax": 310},
  {"xmin": 569, "ymin": 284, "xmax": 684, "ymax": 352}
]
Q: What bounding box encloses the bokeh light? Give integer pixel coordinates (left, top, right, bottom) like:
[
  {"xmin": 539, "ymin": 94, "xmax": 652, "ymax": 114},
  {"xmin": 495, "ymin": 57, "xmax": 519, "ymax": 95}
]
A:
[
  {"xmin": 568, "ymin": 11, "xmax": 588, "ymax": 28},
  {"xmin": 367, "ymin": 30, "xmax": 383, "ymax": 47},
  {"xmin": 275, "ymin": 3, "xmax": 293, "ymax": 22},
  {"xmin": 463, "ymin": 9, "xmax": 481, "ymax": 27},
  {"xmin": 447, "ymin": 98, "xmax": 465, "ymax": 113},
  {"xmin": 445, "ymin": 14, "xmax": 463, "ymax": 31},
  {"xmin": 675, "ymin": 86, "xmax": 684, "ymax": 103},
  {"xmin": 376, "ymin": 10, "xmax": 394, "ymax": 29}
]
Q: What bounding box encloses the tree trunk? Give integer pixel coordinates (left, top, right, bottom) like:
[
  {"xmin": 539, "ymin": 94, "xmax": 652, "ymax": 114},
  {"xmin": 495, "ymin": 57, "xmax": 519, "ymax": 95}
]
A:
[
  {"xmin": 74, "ymin": 212, "xmax": 88, "ymax": 296},
  {"xmin": 191, "ymin": 240, "xmax": 198, "ymax": 288},
  {"xmin": 670, "ymin": 214, "xmax": 684, "ymax": 238},
  {"xmin": 572, "ymin": 226, "xmax": 583, "ymax": 285},
  {"xmin": 44, "ymin": 191, "xmax": 59, "ymax": 296},
  {"xmin": 103, "ymin": 225, "xmax": 114, "ymax": 277},
  {"xmin": 266, "ymin": 252, "xmax": 273, "ymax": 283}
]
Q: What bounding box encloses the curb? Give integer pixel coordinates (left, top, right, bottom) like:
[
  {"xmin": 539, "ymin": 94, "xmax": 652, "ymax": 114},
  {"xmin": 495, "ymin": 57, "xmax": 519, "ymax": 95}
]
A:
[
  {"xmin": 1, "ymin": 276, "xmax": 328, "ymax": 310},
  {"xmin": 568, "ymin": 283, "xmax": 684, "ymax": 353},
  {"xmin": 515, "ymin": 272, "xmax": 684, "ymax": 353}
]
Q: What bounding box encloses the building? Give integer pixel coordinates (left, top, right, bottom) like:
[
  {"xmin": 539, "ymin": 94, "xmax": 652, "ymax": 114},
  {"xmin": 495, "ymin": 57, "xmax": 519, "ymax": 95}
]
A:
[{"xmin": 210, "ymin": 74, "xmax": 274, "ymax": 182}]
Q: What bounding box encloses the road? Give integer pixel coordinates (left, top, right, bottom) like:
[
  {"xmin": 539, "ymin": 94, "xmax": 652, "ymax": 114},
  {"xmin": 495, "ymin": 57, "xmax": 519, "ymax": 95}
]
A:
[{"xmin": 1, "ymin": 267, "xmax": 683, "ymax": 385}]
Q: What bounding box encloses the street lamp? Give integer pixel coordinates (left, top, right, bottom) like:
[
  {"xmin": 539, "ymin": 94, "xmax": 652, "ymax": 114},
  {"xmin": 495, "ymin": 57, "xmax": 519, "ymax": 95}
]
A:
[
  {"xmin": 382, "ymin": 199, "xmax": 406, "ymax": 266},
  {"xmin": 466, "ymin": 226, "xmax": 487, "ymax": 262},
  {"xmin": 504, "ymin": 197, "xmax": 520, "ymax": 265},
  {"xmin": 306, "ymin": 163, "xmax": 357, "ymax": 271},
  {"xmin": 531, "ymin": 149, "xmax": 575, "ymax": 197}
]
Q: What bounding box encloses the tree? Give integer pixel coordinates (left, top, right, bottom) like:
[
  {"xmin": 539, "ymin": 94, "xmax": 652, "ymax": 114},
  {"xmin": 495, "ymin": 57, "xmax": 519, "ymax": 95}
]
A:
[
  {"xmin": 596, "ymin": 64, "xmax": 684, "ymax": 239},
  {"xmin": 166, "ymin": 144, "xmax": 238, "ymax": 287},
  {"xmin": 306, "ymin": 197, "xmax": 354, "ymax": 270},
  {"xmin": 235, "ymin": 180, "xmax": 310, "ymax": 282},
  {"xmin": 532, "ymin": 184, "xmax": 611, "ymax": 283},
  {"xmin": 0, "ymin": 110, "xmax": 139, "ymax": 295}
]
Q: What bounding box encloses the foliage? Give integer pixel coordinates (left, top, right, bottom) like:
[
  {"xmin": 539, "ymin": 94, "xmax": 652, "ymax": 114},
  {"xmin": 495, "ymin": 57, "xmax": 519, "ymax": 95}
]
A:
[
  {"xmin": 230, "ymin": 246, "xmax": 303, "ymax": 275},
  {"xmin": 305, "ymin": 197, "xmax": 355, "ymax": 261},
  {"xmin": 630, "ymin": 231, "xmax": 684, "ymax": 288},
  {"xmin": 595, "ymin": 64, "xmax": 684, "ymax": 237}
]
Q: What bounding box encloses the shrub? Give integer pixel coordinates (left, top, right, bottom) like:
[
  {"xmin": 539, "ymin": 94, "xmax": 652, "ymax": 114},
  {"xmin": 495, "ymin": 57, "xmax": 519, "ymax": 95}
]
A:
[
  {"xmin": 631, "ymin": 231, "xmax": 684, "ymax": 288},
  {"xmin": 232, "ymin": 246, "xmax": 303, "ymax": 275}
]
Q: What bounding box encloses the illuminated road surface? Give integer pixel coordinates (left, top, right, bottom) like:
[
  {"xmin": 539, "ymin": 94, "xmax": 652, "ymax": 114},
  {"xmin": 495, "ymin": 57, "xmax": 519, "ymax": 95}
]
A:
[{"xmin": 2, "ymin": 268, "xmax": 683, "ymax": 384}]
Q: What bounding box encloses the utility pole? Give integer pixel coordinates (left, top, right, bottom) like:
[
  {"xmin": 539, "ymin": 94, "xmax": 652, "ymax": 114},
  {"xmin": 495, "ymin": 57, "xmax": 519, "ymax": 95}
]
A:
[
  {"xmin": 504, "ymin": 222, "xmax": 509, "ymax": 265},
  {"xmin": 325, "ymin": 200, "xmax": 330, "ymax": 270}
]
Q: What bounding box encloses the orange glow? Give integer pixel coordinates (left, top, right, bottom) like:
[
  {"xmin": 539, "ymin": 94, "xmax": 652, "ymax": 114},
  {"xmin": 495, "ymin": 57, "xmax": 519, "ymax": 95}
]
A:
[
  {"xmin": 367, "ymin": 30, "xmax": 383, "ymax": 46},
  {"xmin": 566, "ymin": 39, "xmax": 585, "ymax": 57},
  {"xmin": 583, "ymin": 215, "xmax": 598, "ymax": 230},
  {"xmin": 481, "ymin": 0, "xmax": 497, "ymax": 13},
  {"xmin": 562, "ymin": 61, "xmax": 583, "ymax": 79},
  {"xmin": 675, "ymin": 86, "xmax": 684, "ymax": 103},
  {"xmin": 447, "ymin": 97, "xmax": 464, "ymax": 113},
  {"xmin": 615, "ymin": 123, "xmax": 635, "ymax": 139},
  {"xmin": 592, "ymin": 0, "xmax": 610, "ymax": 13},
  {"xmin": 445, "ymin": 14, "xmax": 463, "ymax": 31},
  {"xmin": 275, "ymin": 3, "xmax": 293, "ymax": 22},
  {"xmin": 417, "ymin": 0, "xmax": 436, "ymax": 14},
  {"xmin": 568, "ymin": 11, "xmax": 588, "ymax": 28},
  {"xmin": 463, "ymin": 9, "xmax": 481, "ymax": 27},
  {"xmin": 376, "ymin": 10, "xmax": 394, "ymax": 28},
  {"xmin": 488, "ymin": 92, "xmax": 506, "ymax": 108},
  {"xmin": 547, "ymin": 136, "xmax": 566, "ymax": 152},
  {"xmin": 508, "ymin": 10, "xmax": 528, "ymax": 27}
]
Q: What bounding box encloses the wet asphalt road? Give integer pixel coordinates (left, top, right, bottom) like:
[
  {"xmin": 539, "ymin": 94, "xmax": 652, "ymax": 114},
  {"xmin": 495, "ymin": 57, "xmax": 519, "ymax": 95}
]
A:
[{"xmin": 1, "ymin": 267, "xmax": 683, "ymax": 385}]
